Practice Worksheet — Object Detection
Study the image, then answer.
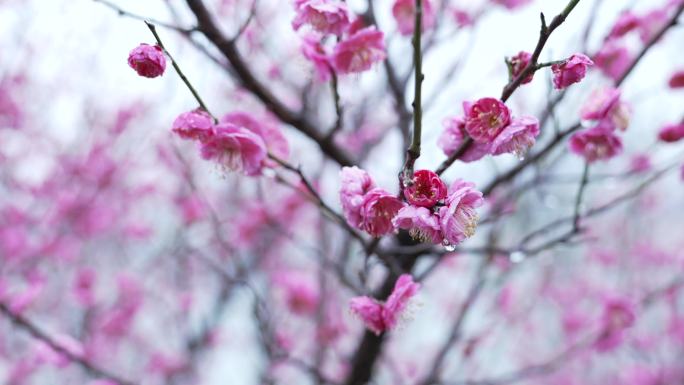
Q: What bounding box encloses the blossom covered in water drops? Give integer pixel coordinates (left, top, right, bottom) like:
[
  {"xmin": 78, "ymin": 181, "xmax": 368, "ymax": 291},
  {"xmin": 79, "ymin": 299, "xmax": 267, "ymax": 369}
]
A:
[
  {"xmin": 489, "ymin": 116, "xmax": 540, "ymax": 158},
  {"xmin": 392, "ymin": 205, "xmax": 443, "ymax": 244},
  {"xmin": 292, "ymin": 0, "xmax": 351, "ymax": 36},
  {"xmin": 199, "ymin": 123, "xmax": 267, "ymax": 176},
  {"xmin": 360, "ymin": 188, "xmax": 405, "ymax": 237},
  {"xmin": 349, "ymin": 274, "xmax": 420, "ymax": 335},
  {"xmin": 332, "ymin": 26, "xmax": 386, "ymax": 74},
  {"xmin": 438, "ymin": 180, "xmax": 483, "ymax": 246},
  {"xmin": 172, "ymin": 109, "xmax": 214, "ymax": 141},
  {"xmin": 569, "ymin": 124, "xmax": 623, "ymax": 163},
  {"xmin": 403, "ymin": 170, "xmax": 447, "ymax": 208},
  {"xmin": 464, "ymin": 98, "xmax": 512, "ymax": 143},
  {"xmin": 127, "ymin": 43, "xmax": 166, "ymax": 78},
  {"xmin": 392, "ymin": 0, "xmax": 436, "ymax": 36},
  {"xmin": 339, "ymin": 166, "xmax": 376, "ymax": 229},
  {"xmin": 551, "ymin": 54, "xmax": 593, "ymax": 89}
]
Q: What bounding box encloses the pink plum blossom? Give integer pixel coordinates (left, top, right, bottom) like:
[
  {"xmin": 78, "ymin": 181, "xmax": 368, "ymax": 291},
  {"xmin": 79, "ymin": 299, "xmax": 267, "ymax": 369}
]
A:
[
  {"xmin": 292, "ymin": 0, "xmax": 351, "ymax": 36},
  {"xmin": 360, "ymin": 188, "xmax": 405, "ymax": 237},
  {"xmin": 437, "ymin": 116, "xmax": 489, "ymax": 162},
  {"xmin": 608, "ymin": 11, "xmax": 641, "ymax": 39},
  {"xmin": 569, "ymin": 124, "xmax": 623, "ymax": 163},
  {"xmin": 127, "ymin": 43, "xmax": 166, "ymax": 78},
  {"xmin": 172, "ymin": 108, "xmax": 214, "ymax": 141},
  {"xmin": 668, "ymin": 70, "xmax": 684, "ymax": 88},
  {"xmin": 221, "ymin": 111, "xmax": 290, "ymax": 162},
  {"xmin": 580, "ymin": 87, "xmax": 630, "ymax": 131},
  {"xmin": 489, "ymin": 115, "xmax": 540, "ymax": 157},
  {"xmin": 595, "ymin": 297, "xmax": 636, "ymax": 352},
  {"xmin": 332, "ymin": 26, "xmax": 387, "ymax": 74},
  {"xmin": 658, "ymin": 123, "xmax": 684, "ymax": 143},
  {"xmin": 339, "ymin": 166, "xmax": 376, "ymax": 229},
  {"xmin": 551, "ymin": 54, "xmax": 593, "ymax": 89},
  {"xmin": 594, "ymin": 43, "xmax": 631, "ymax": 81},
  {"xmin": 301, "ymin": 34, "xmax": 333, "ymax": 81},
  {"xmin": 274, "ymin": 271, "xmax": 320, "ymax": 316},
  {"xmin": 393, "ymin": 205, "xmax": 443, "ymax": 244},
  {"xmin": 403, "ymin": 169, "xmax": 447, "ymax": 208},
  {"xmin": 199, "ymin": 123, "xmax": 267, "ymax": 176},
  {"xmin": 508, "ymin": 51, "xmax": 534, "ymax": 84},
  {"xmin": 464, "ymin": 98, "xmax": 512, "ymax": 143},
  {"xmin": 438, "ymin": 180, "xmax": 483, "ymax": 246},
  {"xmin": 349, "ymin": 274, "xmax": 420, "ymax": 335},
  {"xmin": 491, "ymin": 0, "xmax": 532, "ymax": 10},
  {"xmin": 392, "ymin": 0, "xmax": 436, "ymax": 36}
]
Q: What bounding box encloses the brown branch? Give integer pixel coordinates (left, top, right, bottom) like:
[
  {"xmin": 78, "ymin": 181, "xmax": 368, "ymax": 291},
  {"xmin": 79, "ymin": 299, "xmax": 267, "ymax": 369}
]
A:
[
  {"xmin": 0, "ymin": 303, "xmax": 137, "ymax": 385},
  {"xmin": 184, "ymin": 0, "xmax": 354, "ymax": 167}
]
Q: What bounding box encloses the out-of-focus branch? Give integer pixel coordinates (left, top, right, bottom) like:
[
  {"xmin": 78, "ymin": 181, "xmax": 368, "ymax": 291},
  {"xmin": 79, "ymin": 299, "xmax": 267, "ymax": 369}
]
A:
[
  {"xmin": 92, "ymin": 0, "xmax": 196, "ymax": 33},
  {"xmin": 184, "ymin": 0, "xmax": 354, "ymax": 167},
  {"xmin": 0, "ymin": 303, "xmax": 137, "ymax": 385}
]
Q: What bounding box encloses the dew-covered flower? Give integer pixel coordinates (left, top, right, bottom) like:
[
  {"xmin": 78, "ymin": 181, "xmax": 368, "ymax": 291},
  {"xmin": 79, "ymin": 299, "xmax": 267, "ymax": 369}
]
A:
[
  {"xmin": 392, "ymin": 205, "xmax": 443, "ymax": 244},
  {"xmin": 292, "ymin": 0, "xmax": 351, "ymax": 36},
  {"xmin": 360, "ymin": 188, "xmax": 405, "ymax": 237},
  {"xmin": 552, "ymin": 54, "xmax": 593, "ymax": 89},
  {"xmin": 464, "ymin": 98, "xmax": 511, "ymax": 143},
  {"xmin": 349, "ymin": 274, "xmax": 420, "ymax": 335},
  {"xmin": 172, "ymin": 109, "xmax": 214, "ymax": 141},
  {"xmin": 127, "ymin": 43, "xmax": 166, "ymax": 78},
  {"xmin": 339, "ymin": 166, "xmax": 376, "ymax": 229},
  {"xmin": 438, "ymin": 180, "xmax": 483, "ymax": 246},
  {"xmin": 332, "ymin": 26, "xmax": 386, "ymax": 74},
  {"xmin": 392, "ymin": 0, "xmax": 436, "ymax": 36},
  {"xmin": 403, "ymin": 169, "xmax": 447, "ymax": 208},
  {"xmin": 199, "ymin": 123, "xmax": 267, "ymax": 176}
]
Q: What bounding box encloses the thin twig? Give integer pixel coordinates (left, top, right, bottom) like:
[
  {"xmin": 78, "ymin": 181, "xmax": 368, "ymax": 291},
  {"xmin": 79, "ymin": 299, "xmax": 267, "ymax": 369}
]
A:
[{"xmin": 145, "ymin": 21, "xmax": 217, "ymax": 122}]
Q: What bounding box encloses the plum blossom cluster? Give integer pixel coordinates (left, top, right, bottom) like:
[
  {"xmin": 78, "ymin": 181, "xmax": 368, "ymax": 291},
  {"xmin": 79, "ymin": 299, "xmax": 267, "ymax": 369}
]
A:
[
  {"xmin": 171, "ymin": 109, "xmax": 289, "ymax": 175},
  {"xmin": 505, "ymin": 51, "xmax": 592, "ymax": 90},
  {"xmin": 596, "ymin": 3, "xmax": 682, "ymax": 81},
  {"xmin": 294, "ymin": 0, "xmax": 386, "ymax": 77},
  {"xmin": 339, "ymin": 167, "xmax": 483, "ymax": 246},
  {"xmin": 569, "ymin": 87, "xmax": 631, "ymax": 162},
  {"xmin": 395, "ymin": 171, "xmax": 483, "ymax": 247},
  {"xmin": 127, "ymin": 43, "xmax": 166, "ymax": 78},
  {"xmin": 349, "ymin": 274, "xmax": 420, "ymax": 335},
  {"xmin": 439, "ymin": 97, "xmax": 540, "ymax": 161}
]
